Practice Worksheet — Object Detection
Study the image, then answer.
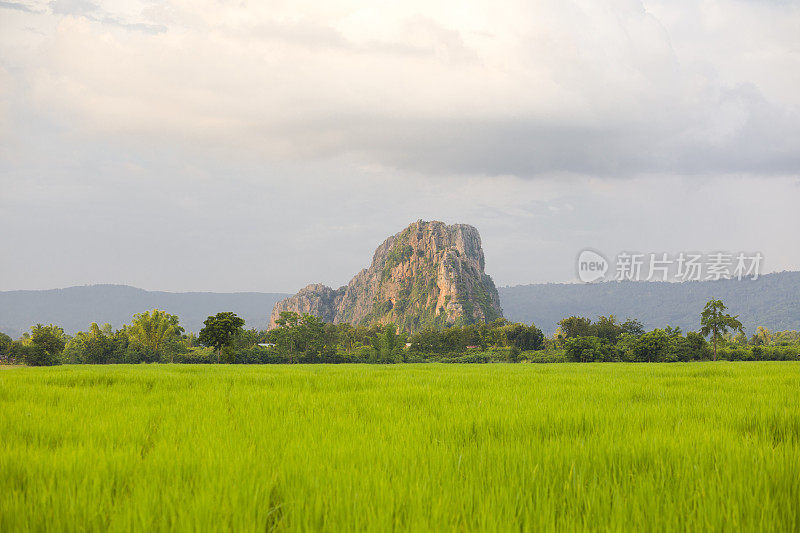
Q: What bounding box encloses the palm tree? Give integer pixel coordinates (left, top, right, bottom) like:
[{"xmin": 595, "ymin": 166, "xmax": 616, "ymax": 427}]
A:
[
  {"xmin": 754, "ymin": 326, "xmax": 772, "ymax": 346},
  {"xmin": 128, "ymin": 309, "xmax": 178, "ymax": 362}
]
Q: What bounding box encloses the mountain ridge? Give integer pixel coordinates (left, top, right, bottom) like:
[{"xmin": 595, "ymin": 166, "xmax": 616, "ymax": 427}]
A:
[
  {"xmin": 1, "ymin": 272, "xmax": 798, "ymax": 339},
  {"xmin": 0, "ymin": 284, "xmax": 289, "ymax": 339},
  {"xmin": 499, "ymin": 271, "xmax": 800, "ymax": 335}
]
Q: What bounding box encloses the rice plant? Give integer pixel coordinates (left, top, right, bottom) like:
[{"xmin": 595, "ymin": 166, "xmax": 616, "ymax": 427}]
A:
[{"xmin": 1, "ymin": 363, "xmax": 798, "ymax": 531}]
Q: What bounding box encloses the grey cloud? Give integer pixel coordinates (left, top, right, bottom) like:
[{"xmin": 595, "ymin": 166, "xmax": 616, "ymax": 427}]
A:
[
  {"xmin": 47, "ymin": 0, "xmax": 166, "ymax": 34},
  {"xmin": 3, "ymin": 122, "xmax": 799, "ymax": 292},
  {"xmin": 49, "ymin": 0, "xmax": 96, "ymax": 15},
  {"xmin": 98, "ymin": 16, "xmax": 166, "ymax": 35},
  {"xmin": 0, "ymin": 1, "xmax": 36, "ymax": 12},
  {"xmin": 8, "ymin": 0, "xmax": 796, "ymax": 179},
  {"xmin": 1, "ymin": 0, "xmax": 799, "ymax": 293},
  {"xmin": 205, "ymin": 7, "xmax": 800, "ymax": 178},
  {"xmin": 261, "ymin": 86, "xmax": 800, "ymax": 178},
  {"xmin": 2, "ymin": 106, "xmax": 800, "ymax": 292}
]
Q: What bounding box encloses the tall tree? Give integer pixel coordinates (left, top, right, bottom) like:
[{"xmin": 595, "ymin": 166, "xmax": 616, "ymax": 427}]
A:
[
  {"xmin": 272, "ymin": 311, "xmax": 301, "ymax": 361},
  {"xmin": 700, "ymin": 299, "xmax": 743, "ymax": 360},
  {"xmin": 0, "ymin": 332, "xmax": 12, "ymax": 363},
  {"xmin": 28, "ymin": 324, "xmax": 66, "ymax": 366},
  {"xmin": 270, "ymin": 312, "xmax": 325, "ymax": 362},
  {"xmin": 199, "ymin": 312, "xmax": 245, "ymax": 363},
  {"xmin": 558, "ymin": 316, "xmax": 593, "ymax": 338},
  {"xmin": 128, "ymin": 310, "xmax": 180, "ymax": 362},
  {"xmin": 594, "ymin": 315, "xmax": 623, "ymax": 343},
  {"xmin": 620, "ymin": 318, "xmax": 645, "ymax": 338}
]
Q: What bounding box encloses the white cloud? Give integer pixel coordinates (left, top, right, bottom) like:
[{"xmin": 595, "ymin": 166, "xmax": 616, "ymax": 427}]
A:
[
  {"xmin": 1, "ymin": 0, "xmax": 798, "ymax": 176},
  {"xmin": 0, "ymin": 0, "xmax": 798, "ymax": 291}
]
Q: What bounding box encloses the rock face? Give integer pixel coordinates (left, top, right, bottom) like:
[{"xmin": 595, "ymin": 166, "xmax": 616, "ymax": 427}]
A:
[{"xmin": 269, "ymin": 220, "xmax": 503, "ymax": 332}]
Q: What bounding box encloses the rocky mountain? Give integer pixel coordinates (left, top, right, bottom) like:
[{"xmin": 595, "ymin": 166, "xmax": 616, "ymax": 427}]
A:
[{"xmin": 269, "ymin": 220, "xmax": 503, "ymax": 331}]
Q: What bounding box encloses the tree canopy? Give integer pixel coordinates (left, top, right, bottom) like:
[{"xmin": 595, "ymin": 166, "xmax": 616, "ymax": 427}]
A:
[
  {"xmin": 198, "ymin": 312, "xmax": 245, "ymax": 363},
  {"xmin": 700, "ymin": 299, "xmax": 744, "ymax": 360},
  {"xmin": 128, "ymin": 309, "xmax": 182, "ymax": 362}
]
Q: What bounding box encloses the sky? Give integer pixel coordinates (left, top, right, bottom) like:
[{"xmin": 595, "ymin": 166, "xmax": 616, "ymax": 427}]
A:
[{"xmin": 1, "ymin": 0, "xmax": 799, "ymax": 293}]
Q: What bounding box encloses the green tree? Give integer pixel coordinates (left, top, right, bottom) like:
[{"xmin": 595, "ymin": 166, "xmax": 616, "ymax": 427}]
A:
[
  {"xmin": 594, "ymin": 315, "xmax": 623, "ymax": 344},
  {"xmin": 620, "ymin": 318, "xmax": 645, "ymax": 337},
  {"xmin": 375, "ymin": 323, "xmax": 405, "ymax": 363},
  {"xmin": 128, "ymin": 310, "xmax": 182, "ymax": 362},
  {"xmin": 751, "ymin": 326, "xmax": 772, "ymax": 346},
  {"xmin": 64, "ymin": 322, "xmax": 113, "ymax": 364},
  {"xmin": 503, "ymin": 323, "xmax": 544, "ymax": 351},
  {"xmin": 270, "ymin": 312, "xmax": 330, "ymax": 362},
  {"xmin": 28, "ymin": 324, "xmax": 66, "ymax": 366},
  {"xmin": 552, "ymin": 327, "xmax": 567, "ymax": 348},
  {"xmin": 232, "ymin": 328, "xmax": 264, "ymax": 350},
  {"xmin": 198, "ymin": 312, "xmax": 246, "ymax": 363},
  {"xmin": 564, "ymin": 336, "xmax": 611, "ymax": 362},
  {"xmin": 614, "ymin": 333, "xmax": 638, "ymax": 362},
  {"xmin": 336, "ymin": 323, "xmax": 357, "ymax": 353},
  {"xmin": 409, "ymin": 328, "xmax": 445, "ymax": 354},
  {"xmin": 0, "ymin": 332, "xmax": 12, "ymax": 363},
  {"xmin": 272, "ymin": 311, "xmax": 301, "ymax": 361},
  {"xmin": 633, "ymin": 329, "xmax": 669, "ymax": 362},
  {"xmin": 297, "ymin": 314, "xmax": 326, "ymax": 361},
  {"xmin": 558, "ymin": 316, "xmax": 593, "ymax": 338},
  {"xmin": 700, "ymin": 299, "xmax": 744, "ymax": 360}
]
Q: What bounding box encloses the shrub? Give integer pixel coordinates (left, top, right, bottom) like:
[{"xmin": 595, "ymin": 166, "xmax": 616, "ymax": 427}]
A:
[{"xmin": 507, "ymin": 346, "xmax": 522, "ymax": 363}]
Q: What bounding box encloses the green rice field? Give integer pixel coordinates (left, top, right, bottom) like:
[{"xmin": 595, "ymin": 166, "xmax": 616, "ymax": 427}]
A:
[{"xmin": 1, "ymin": 363, "xmax": 799, "ymax": 531}]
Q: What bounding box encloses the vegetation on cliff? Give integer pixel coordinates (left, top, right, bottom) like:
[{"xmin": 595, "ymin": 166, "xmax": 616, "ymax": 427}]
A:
[{"xmin": 269, "ymin": 220, "xmax": 503, "ymax": 332}]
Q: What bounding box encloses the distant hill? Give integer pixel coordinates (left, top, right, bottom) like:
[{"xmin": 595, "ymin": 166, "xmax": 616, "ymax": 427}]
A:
[
  {"xmin": 2, "ymin": 272, "xmax": 798, "ymax": 339},
  {"xmin": 0, "ymin": 285, "xmax": 289, "ymax": 339},
  {"xmin": 499, "ymin": 271, "xmax": 800, "ymax": 335}
]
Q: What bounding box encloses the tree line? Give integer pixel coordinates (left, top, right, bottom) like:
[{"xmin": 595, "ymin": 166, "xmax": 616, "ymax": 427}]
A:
[
  {"xmin": 558, "ymin": 299, "xmax": 799, "ymax": 362},
  {"xmin": 1, "ymin": 299, "xmax": 798, "ymax": 366}
]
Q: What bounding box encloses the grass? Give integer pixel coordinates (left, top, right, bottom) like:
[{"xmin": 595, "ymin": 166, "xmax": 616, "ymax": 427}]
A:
[{"xmin": 1, "ymin": 363, "xmax": 799, "ymax": 532}]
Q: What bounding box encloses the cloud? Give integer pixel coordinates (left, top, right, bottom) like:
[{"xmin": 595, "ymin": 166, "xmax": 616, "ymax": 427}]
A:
[
  {"xmin": 0, "ymin": 0, "xmax": 799, "ymax": 291},
  {"xmin": 0, "ymin": 1, "xmax": 37, "ymax": 12},
  {"xmin": 49, "ymin": 0, "xmax": 95, "ymax": 16},
  {"xmin": 2, "ymin": 122, "xmax": 799, "ymax": 291},
  {"xmin": 0, "ymin": 0, "xmax": 797, "ymax": 178},
  {"xmin": 96, "ymin": 16, "xmax": 165, "ymax": 34},
  {"xmin": 46, "ymin": 0, "xmax": 166, "ymax": 33}
]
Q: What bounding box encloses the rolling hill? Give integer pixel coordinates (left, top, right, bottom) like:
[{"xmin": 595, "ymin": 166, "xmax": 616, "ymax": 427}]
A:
[
  {"xmin": 1, "ymin": 271, "xmax": 798, "ymax": 339},
  {"xmin": 499, "ymin": 271, "xmax": 800, "ymax": 335},
  {"xmin": 0, "ymin": 285, "xmax": 289, "ymax": 339}
]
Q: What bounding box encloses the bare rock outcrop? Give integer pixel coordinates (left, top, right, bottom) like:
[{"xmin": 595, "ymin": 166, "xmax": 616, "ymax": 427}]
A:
[{"xmin": 268, "ymin": 220, "xmax": 503, "ymax": 331}]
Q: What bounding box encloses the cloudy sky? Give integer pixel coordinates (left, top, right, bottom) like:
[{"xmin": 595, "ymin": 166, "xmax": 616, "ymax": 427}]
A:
[{"xmin": 1, "ymin": 0, "xmax": 798, "ymax": 292}]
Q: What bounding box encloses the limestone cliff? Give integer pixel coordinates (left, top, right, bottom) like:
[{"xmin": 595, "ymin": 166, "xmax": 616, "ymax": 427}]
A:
[{"xmin": 268, "ymin": 220, "xmax": 503, "ymax": 331}]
